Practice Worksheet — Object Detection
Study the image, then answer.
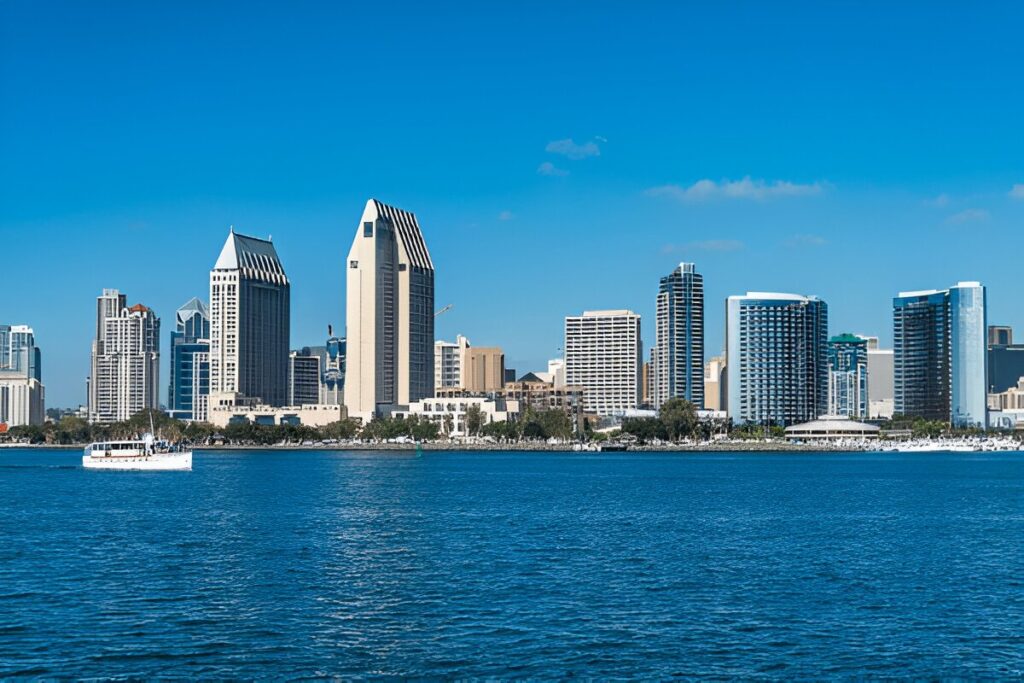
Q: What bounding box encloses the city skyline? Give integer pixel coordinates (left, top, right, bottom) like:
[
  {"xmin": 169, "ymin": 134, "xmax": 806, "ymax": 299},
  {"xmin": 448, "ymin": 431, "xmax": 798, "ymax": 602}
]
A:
[{"xmin": 4, "ymin": 4, "xmax": 1024, "ymax": 408}]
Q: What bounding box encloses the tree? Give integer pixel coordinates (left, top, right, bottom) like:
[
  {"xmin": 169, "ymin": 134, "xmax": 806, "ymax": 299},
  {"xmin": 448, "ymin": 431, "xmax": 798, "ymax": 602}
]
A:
[
  {"xmin": 659, "ymin": 398, "xmax": 698, "ymax": 441},
  {"xmin": 442, "ymin": 413, "xmax": 454, "ymax": 438},
  {"xmin": 465, "ymin": 405, "xmax": 484, "ymax": 436},
  {"xmin": 320, "ymin": 418, "xmax": 361, "ymax": 440}
]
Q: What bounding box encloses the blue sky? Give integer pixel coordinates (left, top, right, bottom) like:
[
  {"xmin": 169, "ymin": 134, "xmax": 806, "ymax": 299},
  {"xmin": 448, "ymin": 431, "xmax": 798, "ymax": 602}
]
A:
[{"xmin": 3, "ymin": 2, "xmax": 1024, "ymax": 408}]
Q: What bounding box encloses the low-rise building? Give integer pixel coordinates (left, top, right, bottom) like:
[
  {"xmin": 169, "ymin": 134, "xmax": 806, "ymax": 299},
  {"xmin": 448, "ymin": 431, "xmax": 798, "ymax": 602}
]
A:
[
  {"xmin": 208, "ymin": 392, "xmax": 346, "ymax": 428},
  {"xmin": 393, "ymin": 395, "xmax": 519, "ymax": 438},
  {"xmin": 785, "ymin": 415, "xmax": 881, "ymax": 441}
]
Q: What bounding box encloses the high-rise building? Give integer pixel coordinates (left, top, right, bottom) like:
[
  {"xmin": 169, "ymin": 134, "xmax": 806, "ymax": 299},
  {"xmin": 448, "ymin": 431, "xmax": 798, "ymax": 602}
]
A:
[
  {"xmin": 209, "ymin": 229, "xmax": 290, "ymax": 407},
  {"xmin": 464, "ymin": 346, "xmax": 505, "ymax": 393},
  {"xmin": 322, "ymin": 330, "xmax": 346, "ymax": 406},
  {"xmin": 652, "ymin": 262, "xmax": 704, "ymax": 409},
  {"xmin": 987, "ymin": 325, "xmax": 1024, "ymax": 396},
  {"xmin": 345, "ymin": 199, "xmax": 435, "ymax": 419},
  {"xmin": 87, "ymin": 290, "xmax": 160, "ymax": 423},
  {"xmin": 988, "ymin": 325, "xmax": 1013, "ymax": 346},
  {"xmin": 168, "ymin": 298, "xmax": 211, "ymax": 421},
  {"xmin": 703, "ymin": 355, "xmax": 726, "ymax": 412},
  {"xmin": 288, "ymin": 349, "xmax": 322, "ymax": 406},
  {"xmin": 435, "ymin": 336, "xmax": 470, "ymax": 390},
  {"xmin": 548, "ymin": 359, "xmax": 566, "ymax": 389},
  {"xmin": 826, "ymin": 333, "xmax": 868, "ymax": 418},
  {"xmin": 866, "ymin": 345, "xmax": 895, "ymax": 419},
  {"xmin": 893, "ymin": 282, "xmax": 987, "ymax": 427},
  {"xmin": 726, "ymin": 293, "xmax": 828, "ymax": 426},
  {"xmin": 0, "ymin": 324, "xmax": 44, "ymax": 426},
  {"xmin": 565, "ymin": 310, "xmax": 642, "ymax": 416}
]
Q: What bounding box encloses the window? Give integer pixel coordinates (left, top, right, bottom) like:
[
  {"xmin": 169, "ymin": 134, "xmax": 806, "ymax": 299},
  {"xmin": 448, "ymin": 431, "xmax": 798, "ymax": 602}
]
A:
[
  {"xmin": 364, "ymin": 221, "xmax": 373, "ymax": 237},
  {"xmin": 350, "ymin": 260, "xmax": 358, "ymax": 269}
]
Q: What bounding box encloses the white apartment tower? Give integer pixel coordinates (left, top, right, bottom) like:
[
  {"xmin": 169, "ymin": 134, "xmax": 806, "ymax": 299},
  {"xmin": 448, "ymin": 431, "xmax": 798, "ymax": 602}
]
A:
[
  {"xmin": 209, "ymin": 229, "xmax": 291, "ymax": 407},
  {"xmin": 345, "ymin": 199, "xmax": 435, "ymax": 419},
  {"xmin": 565, "ymin": 310, "xmax": 642, "ymax": 416},
  {"xmin": 87, "ymin": 289, "xmax": 160, "ymax": 423},
  {"xmin": 435, "ymin": 335, "xmax": 470, "ymax": 391}
]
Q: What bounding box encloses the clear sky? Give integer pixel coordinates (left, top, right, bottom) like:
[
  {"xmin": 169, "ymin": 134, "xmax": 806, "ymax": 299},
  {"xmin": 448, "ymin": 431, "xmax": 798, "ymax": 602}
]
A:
[{"xmin": 3, "ymin": 2, "xmax": 1024, "ymax": 408}]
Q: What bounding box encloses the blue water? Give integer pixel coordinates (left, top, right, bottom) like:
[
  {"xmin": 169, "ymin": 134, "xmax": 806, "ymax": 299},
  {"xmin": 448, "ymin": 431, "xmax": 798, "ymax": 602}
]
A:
[{"xmin": 1, "ymin": 449, "xmax": 1022, "ymax": 678}]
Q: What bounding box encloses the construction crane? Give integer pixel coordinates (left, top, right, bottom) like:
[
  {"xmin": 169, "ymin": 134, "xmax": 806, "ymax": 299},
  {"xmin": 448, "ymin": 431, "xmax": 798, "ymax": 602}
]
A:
[{"xmin": 434, "ymin": 304, "xmax": 453, "ymax": 318}]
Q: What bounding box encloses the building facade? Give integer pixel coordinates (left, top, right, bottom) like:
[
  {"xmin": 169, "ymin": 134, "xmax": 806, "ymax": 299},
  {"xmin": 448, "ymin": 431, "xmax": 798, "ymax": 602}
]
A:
[
  {"xmin": 209, "ymin": 230, "xmax": 290, "ymax": 407},
  {"xmin": 345, "ymin": 199, "xmax": 435, "ymax": 419},
  {"xmin": 393, "ymin": 395, "xmax": 519, "ymax": 438},
  {"xmin": 826, "ymin": 333, "xmax": 868, "ymax": 418},
  {"xmin": 288, "ymin": 350, "xmax": 322, "ymax": 406},
  {"xmin": 652, "ymin": 262, "xmax": 704, "ymax": 409},
  {"xmin": 726, "ymin": 293, "xmax": 828, "ymax": 426},
  {"xmin": 87, "ymin": 291, "xmax": 160, "ymax": 423},
  {"xmin": 564, "ymin": 310, "xmax": 642, "ymax": 416},
  {"xmin": 893, "ymin": 282, "xmax": 987, "ymax": 427},
  {"xmin": 168, "ymin": 298, "xmax": 211, "ymax": 421},
  {"xmin": 987, "ymin": 325, "xmax": 1024, "ymax": 395},
  {"xmin": 434, "ymin": 336, "xmax": 469, "ymax": 391},
  {"xmin": 464, "ymin": 346, "xmax": 505, "ymax": 393},
  {"xmin": 703, "ymin": 355, "xmax": 726, "ymax": 412},
  {"xmin": 0, "ymin": 324, "xmax": 44, "ymax": 426}
]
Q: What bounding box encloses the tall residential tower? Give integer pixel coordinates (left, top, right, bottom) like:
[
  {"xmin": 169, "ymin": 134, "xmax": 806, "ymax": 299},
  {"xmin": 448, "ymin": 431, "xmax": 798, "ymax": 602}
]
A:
[
  {"xmin": 652, "ymin": 262, "xmax": 704, "ymax": 409},
  {"xmin": 87, "ymin": 290, "xmax": 160, "ymax": 423},
  {"xmin": 565, "ymin": 310, "xmax": 642, "ymax": 416},
  {"xmin": 726, "ymin": 292, "xmax": 828, "ymax": 426},
  {"xmin": 344, "ymin": 199, "xmax": 435, "ymax": 419}
]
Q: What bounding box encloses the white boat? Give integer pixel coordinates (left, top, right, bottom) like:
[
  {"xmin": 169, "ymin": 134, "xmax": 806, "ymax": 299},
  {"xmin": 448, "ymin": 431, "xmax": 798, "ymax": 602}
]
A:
[{"xmin": 83, "ymin": 434, "xmax": 192, "ymax": 471}]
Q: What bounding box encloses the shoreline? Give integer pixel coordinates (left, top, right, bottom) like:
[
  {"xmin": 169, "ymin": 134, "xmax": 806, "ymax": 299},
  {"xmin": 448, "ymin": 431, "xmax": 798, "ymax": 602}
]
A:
[{"xmin": 3, "ymin": 441, "xmax": 1020, "ymax": 453}]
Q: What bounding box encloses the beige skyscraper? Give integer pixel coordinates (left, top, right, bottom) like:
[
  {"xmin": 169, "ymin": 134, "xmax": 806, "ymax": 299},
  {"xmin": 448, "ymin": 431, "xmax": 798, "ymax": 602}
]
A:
[{"xmin": 345, "ymin": 199, "xmax": 434, "ymax": 419}]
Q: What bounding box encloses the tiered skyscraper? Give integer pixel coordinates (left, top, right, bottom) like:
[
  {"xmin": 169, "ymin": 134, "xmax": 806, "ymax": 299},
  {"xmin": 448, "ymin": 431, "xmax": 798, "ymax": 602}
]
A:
[
  {"xmin": 209, "ymin": 230, "xmax": 291, "ymax": 407},
  {"xmin": 893, "ymin": 282, "xmax": 987, "ymax": 427},
  {"xmin": 344, "ymin": 199, "xmax": 435, "ymax": 419},
  {"xmin": 651, "ymin": 262, "xmax": 704, "ymax": 408},
  {"xmin": 565, "ymin": 310, "xmax": 642, "ymax": 416},
  {"xmin": 168, "ymin": 298, "xmax": 211, "ymax": 421},
  {"xmin": 87, "ymin": 289, "xmax": 160, "ymax": 423},
  {"xmin": 0, "ymin": 324, "xmax": 45, "ymax": 426},
  {"xmin": 726, "ymin": 293, "xmax": 828, "ymax": 426}
]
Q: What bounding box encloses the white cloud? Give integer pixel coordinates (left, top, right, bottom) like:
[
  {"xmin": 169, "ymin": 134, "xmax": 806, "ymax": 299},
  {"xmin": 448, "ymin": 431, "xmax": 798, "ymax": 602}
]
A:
[
  {"xmin": 946, "ymin": 208, "xmax": 990, "ymax": 224},
  {"xmin": 498, "ymin": 210, "xmax": 514, "ymax": 221},
  {"xmin": 545, "ymin": 138, "xmax": 601, "ymax": 160},
  {"xmin": 646, "ymin": 176, "xmax": 826, "ymax": 202},
  {"xmin": 537, "ymin": 161, "xmax": 569, "ymax": 177},
  {"xmin": 925, "ymin": 193, "xmax": 950, "ymax": 207},
  {"xmin": 1009, "ymin": 184, "xmax": 1024, "ymax": 199},
  {"xmin": 663, "ymin": 239, "xmax": 745, "ymax": 253},
  {"xmin": 784, "ymin": 234, "xmax": 828, "ymax": 247}
]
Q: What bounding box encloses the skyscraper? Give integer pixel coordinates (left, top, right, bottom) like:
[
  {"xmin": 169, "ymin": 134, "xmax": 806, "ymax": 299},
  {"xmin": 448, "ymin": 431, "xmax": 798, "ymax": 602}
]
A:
[
  {"xmin": 209, "ymin": 229, "xmax": 290, "ymax": 407},
  {"xmin": 344, "ymin": 199, "xmax": 435, "ymax": 419},
  {"xmin": 168, "ymin": 298, "xmax": 211, "ymax": 421},
  {"xmin": 0, "ymin": 324, "xmax": 44, "ymax": 426},
  {"xmin": 288, "ymin": 349, "xmax": 322, "ymax": 406},
  {"xmin": 826, "ymin": 333, "xmax": 868, "ymax": 418},
  {"xmin": 565, "ymin": 310, "xmax": 642, "ymax": 416},
  {"xmin": 726, "ymin": 293, "xmax": 828, "ymax": 426},
  {"xmin": 893, "ymin": 282, "xmax": 987, "ymax": 427},
  {"xmin": 87, "ymin": 290, "xmax": 160, "ymax": 423},
  {"xmin": 652, "ymin": 262, "xmax": 704, "ymax": 409}
]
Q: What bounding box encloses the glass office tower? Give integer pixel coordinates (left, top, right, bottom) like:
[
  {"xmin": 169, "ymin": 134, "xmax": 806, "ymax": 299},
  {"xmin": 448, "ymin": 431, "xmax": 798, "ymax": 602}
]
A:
[
  {"xmin": 893, "ymin": 282, "xmax": 987, "ymax": 427},
  {"xmin": 827, "ymin": 333, "xmax": 868, "ymax": 418},
  {"xmin": 168, "ymin": 298, "xmax": 211, "ymax": 421},
  {"xmin": 652, "ymin": 262, "xmax": 704, "ymax": 409}
]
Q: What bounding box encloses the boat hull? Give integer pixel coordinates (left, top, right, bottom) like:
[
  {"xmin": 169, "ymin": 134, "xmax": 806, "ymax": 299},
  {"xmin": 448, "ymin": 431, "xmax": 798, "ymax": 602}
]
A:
[{"xmin": 82, "ymin": 452, "xmax": 192, "ymax": 471}]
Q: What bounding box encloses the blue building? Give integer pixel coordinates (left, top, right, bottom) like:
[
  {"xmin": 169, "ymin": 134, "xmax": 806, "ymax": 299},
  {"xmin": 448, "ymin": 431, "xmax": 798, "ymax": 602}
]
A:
[
  {"xmin": 827, "ymin": 333, "xmax": 868, "ymax": 418},
  {"xmin": 726, "ymin": 292, "xmax": 829, "ymax": 426},
  {"xmin": 652, "ymin": 262, "xmax": 704, "ymax": 408},
  {"xmin": 893, "ymin": 282, "xmax": 987, "ymax": 427},
  {"xmin": 168, "ymin": 298, "xmax": 211, "ymax": 421}
]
